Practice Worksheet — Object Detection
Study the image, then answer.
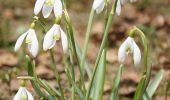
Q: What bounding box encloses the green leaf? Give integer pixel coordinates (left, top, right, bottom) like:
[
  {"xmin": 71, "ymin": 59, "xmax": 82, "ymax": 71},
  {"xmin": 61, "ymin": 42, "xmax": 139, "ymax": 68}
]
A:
[
  {"xmin": 142, "ymin": 69, "xmax": 164, "ymax": 100},
  {"xmin": 92, "ymin": 49, "xmax": 107, "ymax": 100},
  {"xmin": 25, "ymin": 56, "xmax": 46, "ymax": 98},
  {"xmin": 133, "ymin": 75, "xmax": 146, "ymax": 100},
  {"xmin": 76, "ymin": 43, "xmax": 92, "ymax": 79},
  {"xmin": 110, "ymin": 64, "xmax": 123, "ymax": 100}
]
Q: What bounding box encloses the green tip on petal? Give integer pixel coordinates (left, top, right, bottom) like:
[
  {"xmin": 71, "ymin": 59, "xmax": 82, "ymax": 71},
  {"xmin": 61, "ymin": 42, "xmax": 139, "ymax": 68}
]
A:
[
  {"xmin": 129, "ymin": 26, "xmax": 138, "ymax": 38},
  {"xmin": 30, "ymin": 22, "xmax": 36, "ymax": 29},
  {"xmin": 53, "ymin": 34, "xmax": 60, "ymax": 40},
  {"xmin": 19, "ymin": 80, "xmax": 25, "ymax": 87},
  {"xmin": 33, "ymin": 16, "xmax": 39, "ymax": 21},
  {"xmin": 45, "ymin": 0, "xmax": 54, "ymax": 6},
  {"xmin": 55, "ymin": 16, "xmax": 62, "ymax": 24}
]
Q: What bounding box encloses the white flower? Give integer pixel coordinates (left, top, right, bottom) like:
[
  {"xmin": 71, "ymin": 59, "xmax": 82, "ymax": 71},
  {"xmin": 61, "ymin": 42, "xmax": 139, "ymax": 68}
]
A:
[
  {"xmin": 34, "ymin": 0, "xmax": 62, "ymax": 18},
  {"xmin": 43, "ymin": 24, "xmax": 68, "ymax": 53},
  {"xmin": 13, "ymin": 87, "xmax": 34, "ymax": 100},
  {"xmin": 14, "ymin": 29, "xmax": 39, "ymax": 58},
  {"xmin": 92, "ymin": 0, "xmax": 105, "ymax": 14},
  {"xmin": 118, "ymin": 37, "xmax": 141, "ymax": 65},
  {"xmin": 116, "ymin": 0, "xmax": 137, "ymax": 16}
]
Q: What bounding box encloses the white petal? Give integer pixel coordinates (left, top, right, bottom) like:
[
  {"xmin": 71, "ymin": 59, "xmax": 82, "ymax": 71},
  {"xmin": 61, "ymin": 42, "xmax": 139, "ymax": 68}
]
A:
[
  {"xmin": 27, "ymin": 29, "xmax": 39, "ymax": 58},
  {"xmin": 133, "ymin": 41, "xmax": 141, "ymax": 65},
  {"xmin": 118, "ymin": 40, "xmax": 127, "ymax": 63},
  {"xmin": 26, "ymin": 89, "xmax": 34, "ymax": 100},
  {"xmin": 14, "ymin": 31, "xmax": 28, "ymax": 52},
  {"xmin": 13, "ymin": 87, "xmax": 23, "ymax": 100},
  {"xmin": 116, "ymin": 0, "xmax": 121, "ymax": 16},
  {"xmin": 49, "ymin": 40, "xmax": 56, "ymax": 49},
  {"xmin": 42, "ymin": 4, "xmax": 53, "ymax": 18},
  {"xmin": 96, "ymin": 1, "xmax": 105, "ymax": 14},
  {"xmin": 48, "ymin": 24, "xmax": 61, "ymax": 49},
  {"xmin": 93, "ymin": 0, "xmax": 104, "ymax": 10},
  {"xmin": 127, "ymin": 37, "xmax": 134, "ymax": 50},
  {"xmin": 54, "ymin": 0, "xmax": 63, "ymax": 17},
  {"xmin": 118, "ymin": 37, "xmax": 133, "ymax": 63},
  {"xmin": 60, "ymin": 27, "xmax": 68, "ymax": 53},
  {"xmin": 34, "ymin": 0, "xmax": 46, "ymax": 15},
  {"xmin": 43, "ymin": 24, "xmax": 59, "ymax": 50}
]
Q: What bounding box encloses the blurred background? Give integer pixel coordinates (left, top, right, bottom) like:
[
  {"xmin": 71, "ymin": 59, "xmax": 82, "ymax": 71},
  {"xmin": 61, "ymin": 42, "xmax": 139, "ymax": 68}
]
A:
[{"xmin": 0, "ymin": 0, "xmax": 170, "ymax": 99}]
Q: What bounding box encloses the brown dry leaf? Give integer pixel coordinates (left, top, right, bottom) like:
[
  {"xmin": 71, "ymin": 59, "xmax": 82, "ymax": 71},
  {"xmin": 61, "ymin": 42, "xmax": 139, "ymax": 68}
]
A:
[
  {"xmin": 92, "ymin": 21, "xmax": 104, "ymax": 36},
  {"xmin": 152, "ymin": 15, "xmax": 165, "ymax": 28},
  {"xmin": 0, "ymin": 80, "xmax": 11, "ymax": 99},
  {"xmin": 119, "ymin": 71, "xmax": 140, "ymax": 95},
  {"xmin": 137, "ymin": 13, "xmax": 150, "ymax": 24},
  {"xmin": 37, "ymin": 53, "xmax": 52, "ymax": 67},
  {"xmin": 165, "ymin": 16, "xmax": 170, "ymax": 26},
  {"xmin": 10, "ymin": 79, "xmax": 19, "ymax": 92},
  {"xmin": 106, "ymin": 49, "xmax": 118, "ymax": 63},
  {"xmin": 36, "ymin": 65, "xmax": 54, "ymax": 79},
  {"xmin": 56, "ymin": 64, "xmax": 65, "ymax": 73},
  {"xmin": 123, "ymin": 5, "xmax": 137, "ymax": 21},
  {"xmin": 154, "ymin": 96, "xmax": 170, "ymax": 100},
  {"xmin": 0, "ymin": 50, "xmax": 18, "ymax": 67}
]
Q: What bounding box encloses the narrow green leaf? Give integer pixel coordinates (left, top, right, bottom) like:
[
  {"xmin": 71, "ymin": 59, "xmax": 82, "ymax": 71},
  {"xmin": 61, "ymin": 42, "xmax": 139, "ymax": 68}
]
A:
[
  {"xmin": 133, "ymin": 75, "xmax": 146, "ymax": 100},
  {"xmin": 92, "ymin": 49, "xmax": 107, "ymax": 100},
  {"xmin": 110, "ymin": 64, "xmax": 123, "ymax": 100},
  {"xmin": 37, "ymin": 79, "xmax": 61, "ymax": 97},
  {"xmin": 76, "ymin": 43, "xmax": 92, "ymax": 79},
  {"xmin": 26, "ymin": 56, "xmax": 46, "ymax": 98},
  {"xmin": 143, "ymin": 69, "xmax": 164, "ymax": 100}
]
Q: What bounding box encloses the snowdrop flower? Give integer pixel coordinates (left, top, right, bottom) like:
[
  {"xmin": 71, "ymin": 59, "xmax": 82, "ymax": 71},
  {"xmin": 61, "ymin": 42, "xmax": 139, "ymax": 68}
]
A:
[
  {"xmin": 34, "ymin": 0, "xmax": 62, "ymax": 18},
  {"xmin": 118, "ymin": 37, "xmax": 141, "ymax": 65},
  {"xmin": 43, "ymin": 24, "xmax": 68, "ymax": 53},
  {"xmin": 116, "ymin": 0, "xmax": 137, "ymax": 16},
  {"xmin": 14, "ymin": 23, "xmax": 39, "ymax": 58},
  {"xmin": 13, "ymin": 81, "xmax": 34, "ymax": 100},
  {"xmin": 92, "ymin": 0, "xmax": 105, "ymax": 14}
]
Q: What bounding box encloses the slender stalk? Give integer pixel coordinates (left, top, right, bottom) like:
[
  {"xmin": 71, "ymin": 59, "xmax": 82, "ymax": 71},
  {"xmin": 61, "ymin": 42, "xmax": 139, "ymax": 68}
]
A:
[
  {"xmin": 130, "ymin": 26, "xmax": 150, "ymax": 100},
  {"xmin": 50, "ymin": 50, "xmax": 65, "ymax": 100},
  {"xmin": 63, "ymin": 38, "xmax": 76, "ymax": 99},
  {"xmin": 85, "ymin": 0, "xmax": 118, "ymax": 99},
  {"xmin": 32, "ymin": 59, "xmax": 37, "ymax": 79},
  {"xmin": 31, "ymin": 59, "xmax": 58, "ymax": 99},
  {"xmin": 62, "ymin": 7, "xmax": 86, "ymax": 93},
  {"xmin": 80, "ymin": 9, "xmax": 95, "ymax": 70},
  {"xmin": 68, "ymin": 42, "xmax": 76, "ymax": 100},
  {"xmin": 136, "ymin": 27, "xmax": 150, "ymax": 99}
]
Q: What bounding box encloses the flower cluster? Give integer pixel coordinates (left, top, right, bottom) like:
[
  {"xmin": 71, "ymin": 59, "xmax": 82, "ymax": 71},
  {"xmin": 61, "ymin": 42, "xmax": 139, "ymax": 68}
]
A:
[
  {"xmin": 14, "ymin": 0, "xmax": 68, "ymax": 58},
  {"xmin": 34, "ymin": 0, "xmax": 62, "ymax": 18},
  {"xmin": 14, "ymin": 0, "xmax": 67, "ymax": 99},
  {"xmin": 13, "ymin": 0, "xmax": 140, "ymax": 99}
]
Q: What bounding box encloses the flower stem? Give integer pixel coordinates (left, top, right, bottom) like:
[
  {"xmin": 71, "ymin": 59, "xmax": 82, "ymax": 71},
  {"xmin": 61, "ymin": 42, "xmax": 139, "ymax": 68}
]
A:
[
  {"xmin": 85, "ymin": 0, "xmax": 118, "ymax": 99},
  {"xmin": 50, "ymin": 50, "xmax": 65, "ymax": 100},
  {"xmin": 68, "ymin": 42, "xmax": 76, "ymax": 99},
  {"xmin": 130, "ymin": 26, "xmax": 150, "ymax": 100},
  {"xmin": 80, "ymin": 9, "xmax": 95, "ymax": 71},
  {"xmin": 62, "ymin": 7, "xmax": 86, "ymax": 93}
]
